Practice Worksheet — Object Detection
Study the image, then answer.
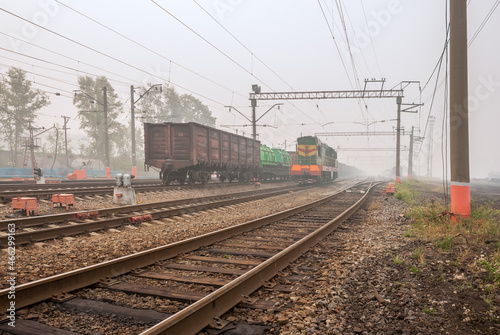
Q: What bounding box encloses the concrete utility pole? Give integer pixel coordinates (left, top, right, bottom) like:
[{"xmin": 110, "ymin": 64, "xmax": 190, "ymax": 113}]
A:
[
  {"xmin": 251, "ymin": 98, "xmax": 257, "ymax": 140},
  {"xmin": 408, "ymin": 126, "xmax": 414, "ymax": 178},
  {"xmin": 427, "ymin": 116, "xmax": 436, "ymax": 177},
  {"xmin": 251, "ymin": 84, "xmax": 259, "ymax": 140},
  {"xmin": 62, "ymin": 116, "xmax": 70, "ymax": 170},
  {"xmin": 395, "ymin": 97, "xmax": 402, "ymax": 184},
  {"xmin": 450, "ymin": 0, "xmax": 471, "ymax": 218},
  {"xmin": 102, "ymin": 86, "xmax": 110, "ymax": 172},
  {"xmin": 130, "ymin": 85, "xmax": 136, "ymax": 176}
]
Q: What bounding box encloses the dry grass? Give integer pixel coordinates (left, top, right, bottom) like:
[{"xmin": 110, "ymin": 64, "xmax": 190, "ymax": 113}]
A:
[
  {"xmin": 405, "ymin": 200, "xmax": 500, "ymax": 252},
  {"xmin": 368, "ymin": 201, "xmax": 382, "ymax": 211},
  {"xmin": 401, "ymin": 184, "xmax": 500, "ymax": 309}
]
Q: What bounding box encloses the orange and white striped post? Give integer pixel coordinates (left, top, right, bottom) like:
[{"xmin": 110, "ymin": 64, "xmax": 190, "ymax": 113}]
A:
[{"xmin": 450, "ymin": 0, "xmax": 471, "ymax": 219}]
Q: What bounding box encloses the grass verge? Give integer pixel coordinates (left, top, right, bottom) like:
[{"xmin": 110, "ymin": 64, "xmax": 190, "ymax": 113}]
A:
[{"xmin": 394, "ymin": 179, "xmax": 500, "ymax": 317}]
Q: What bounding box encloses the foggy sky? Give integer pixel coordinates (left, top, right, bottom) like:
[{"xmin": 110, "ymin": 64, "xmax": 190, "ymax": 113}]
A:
[{"xmin": 0, "ymin": 0, "xmax": 498, "ymax": 178}]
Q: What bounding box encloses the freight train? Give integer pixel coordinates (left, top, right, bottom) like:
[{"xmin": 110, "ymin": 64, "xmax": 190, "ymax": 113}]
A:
[
  {"xmin": 144, "ymin": 122, "xmax": 291, "ymax": 185},
  {"xmin": 144, "ymin": 122, "xmax": 335, "ymax": 185}
]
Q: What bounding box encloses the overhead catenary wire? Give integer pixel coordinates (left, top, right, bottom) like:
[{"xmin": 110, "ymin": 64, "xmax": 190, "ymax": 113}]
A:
[
  {"xmin": 0, "ymin": 32, "xmax": 142, "ymax": 88},
  {"xmin": 468, "ymin": 0, "xmax": 500, "ymax": 47},
  {"xmin": 52, "ymin": 0, "xmax": 246, "ymax": 100},
  {"xmin": 416, "ymin": 0, "xmax": 498, "ymax": 160},
  {"xmin": 359, "ymin": 0, "xmax": 383, "ymax": 76},
  {"xmin": 191, "ymin": 0, "xmax": 331, "ymax": 125},
  {"xmin": 150, "ymin": 0, "xmax": 271, "ymax": 91},
  {"xmin": 0, "ymin": 7, "xmax": 229, "ymax": 108},
  {"xmin": 0, "ymin": 71, "xmax": 73, "ymax": 98},
  {"xmin": 316, "ymin": 0, "xmax": 355, "ymax": 88},
  {"xmin": 441, "ymin": 0, "xmax": 449, "ymax": 206}
]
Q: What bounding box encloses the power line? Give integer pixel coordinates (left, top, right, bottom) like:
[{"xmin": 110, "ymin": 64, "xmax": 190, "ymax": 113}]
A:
[
  {"xmin": 441, "ymin": 0, "xmax": 449, "ymax": 205},
  {"xmin": 191, "ymin": 0, "xmax": 292, "ymax": 92},
  {"xmin": 0, "ymin": 46, "xmax": 136, "ymax": 89},
  {"xmin": 417, "ymin": 0, "xmax": 498, "ymax": 159},
  {"xmin": 53, "ymin": 0, "xmax": 246, "ymax": 99},
  {"xmin": 190, "ymin": 0, "xmax": 331, "ymax": 125},
  {"xmin": 359, "ymin": 0, "xmax": 383, "ymax": 75},
  {"xmin": 468, "ymin": 0, "xmax": 500, "ymax": 47},
  {"xmin": 0, "ymin": 7, "xmax": 228, "ymax": 107},
  {"xmin": 0, "ymin": 32, "xmax": 141, "ymax": 87},
  {"xmin": 336, "ymin": 0, "xmax": 362, "ymax": 91},
  {"xmin": 0, "ymin": 71, "xmax": 72, "ymax": 98},
  {"xmin": 316, "ymin": 0, "xmax": 354, "ymax": 88},
  {"xmin": 150, "ymin": 0, "xmax": 271, "ymax": 90}
]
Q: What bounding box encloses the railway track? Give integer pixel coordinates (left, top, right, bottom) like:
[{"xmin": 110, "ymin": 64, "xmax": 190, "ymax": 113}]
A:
[
  {"xmin": 0, "ymin": 184, "xmax": 308, "ymax": 248},
  {"xmin": 0, "ymin": 180, "xmax": 375, "ymax": 335},
  {"xmin": 0, "ymin": 179, "xmax": 267, "ymax": 203}
]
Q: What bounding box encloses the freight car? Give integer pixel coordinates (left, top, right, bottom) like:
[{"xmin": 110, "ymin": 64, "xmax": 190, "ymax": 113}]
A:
[
  {"xmin": 144, "ymin": 122, "xmax": 260, "ymax": 185},
  {"xmin": 260, "ymin": 145, "xmax": 290, "ymax": 181},
  {"xmin": 290, "ymin": 136, "xmax": 338, "ymax": 183}
]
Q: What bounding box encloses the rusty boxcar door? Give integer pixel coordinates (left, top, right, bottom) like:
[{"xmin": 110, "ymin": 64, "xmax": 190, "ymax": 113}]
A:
[
  {"xmin": 238, "ymin": 136, "xmax": 247, "ymax": 168},
  {"xmin": 209, "ymin": 128, "xmax": 221, "ymax": 166},
  {"xmin": 193, "ymin": 124, "xmax": 209, "ymax": 165},
  {"xmin": 171, "ymin": 124, "xmax": 190, "ymax": 162},
  {"xmin": 221, "ymin": 132, "xmax": 230, "ymax": 168},
  {"xmin": 230, "ymin": 134, "xmax": 239, "ymax": 168}
]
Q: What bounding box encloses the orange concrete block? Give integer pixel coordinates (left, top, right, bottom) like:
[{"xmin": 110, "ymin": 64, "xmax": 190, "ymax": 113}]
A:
[
  {"xmin": 74, "ymin": 170, "xmax": 87, "ymax": 179},
  {"xmin": 52, "ymin": 193, "xmax": 75, "ymax": 210},
  {"xmin": 12, "ymin": 197, "xmax": 38, "ymax": 216}
]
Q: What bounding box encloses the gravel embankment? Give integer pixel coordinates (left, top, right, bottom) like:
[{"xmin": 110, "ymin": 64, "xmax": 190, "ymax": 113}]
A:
[
  {"xmin": 222, "ymin": 187, "xmax": 499, "ymax": 334},
  {"xmin": 0, "ymin": 181, "xmax": 351, "ymax": 286}
]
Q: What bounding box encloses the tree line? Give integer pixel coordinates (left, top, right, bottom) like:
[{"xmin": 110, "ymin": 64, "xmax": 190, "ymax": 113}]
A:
[{"xmin": 0, "ymin": 67, "xmax": 216, "ymax": 169}]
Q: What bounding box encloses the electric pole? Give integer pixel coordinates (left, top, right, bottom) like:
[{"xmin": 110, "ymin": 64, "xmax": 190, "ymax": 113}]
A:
[
  {"xmin": 103, "ymin": 86, "xmax": 110, "ymax": 172},
  {"xmin": 450, "ymin": 0, "xmax": 471, "ymax": 218},
  {"xmin": 427, "ymin": 116, "xmax": 436, "ymax": 177},
  {"xmin": 408, "ymin": 126, "xmax": 414, "ymax": 178},
  {"xmin": 130, "ymin": 85, "xmax": 136, "ymax": 176},
  {"xmin": 251, "ymin": 98, "xmax": 257, "ymax": 140},
  {"xmin": 62, "ymin": 116, "xmax": 70, "ymax": 170},
  {"xmin": 395, "ymin": 97, "xmax": 402, "ymax": 184},
  {"xmin": 251, "ymin": 84, "xmax": 260, "ymax": 140}
]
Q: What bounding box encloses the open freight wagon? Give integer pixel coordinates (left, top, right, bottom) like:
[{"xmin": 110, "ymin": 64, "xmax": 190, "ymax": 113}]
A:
[{"xmin": 144, "ymin": 122, "xmax": 260, "ymax": 185}]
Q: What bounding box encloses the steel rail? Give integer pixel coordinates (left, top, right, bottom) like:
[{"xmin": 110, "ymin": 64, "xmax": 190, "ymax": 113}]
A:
[
  {"xmin": 0, "ymin": 185, "xmax": 307, "ymax": 247},
  {"xmin": 0, "ymin": 184, "xmax": 192, "ymax": 201},
  {"xmin": 0, "ymin": 181, "xmax": 363, "ymax": 314},
  {"xmin": 142, "ymin": 181, "xmax": 375, "ymax": 335},
  {"xmin": 0, "ymin": 184, "xmax": 299, "ymax": 230},
  {"xmin": 0, "ymin": 179, "xmax": 266, "ymax": 202}
]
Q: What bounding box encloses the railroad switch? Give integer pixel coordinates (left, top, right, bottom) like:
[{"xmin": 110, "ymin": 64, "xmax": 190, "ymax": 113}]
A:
[
  {"xmin": 52, "ymin": 194, "xmax": 75, "ymax": 210},
  {"xmin": 11, "ymin": 197, "xmax": 38, "ymax": 216}
]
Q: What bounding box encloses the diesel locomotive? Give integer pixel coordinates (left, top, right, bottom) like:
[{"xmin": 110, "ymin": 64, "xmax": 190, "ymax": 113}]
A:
[{"xmin": 290, "ymin": 136, "xmax": 338, "ymax": 183}]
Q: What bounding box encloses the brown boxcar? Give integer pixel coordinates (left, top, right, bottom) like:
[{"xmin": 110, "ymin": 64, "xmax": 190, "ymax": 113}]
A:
[{"xmin": 144, "ymin": 122, "xmax": 260, "ymax": 185}]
